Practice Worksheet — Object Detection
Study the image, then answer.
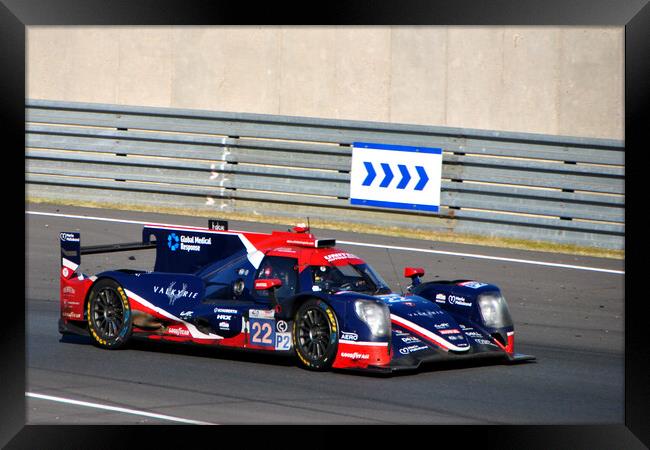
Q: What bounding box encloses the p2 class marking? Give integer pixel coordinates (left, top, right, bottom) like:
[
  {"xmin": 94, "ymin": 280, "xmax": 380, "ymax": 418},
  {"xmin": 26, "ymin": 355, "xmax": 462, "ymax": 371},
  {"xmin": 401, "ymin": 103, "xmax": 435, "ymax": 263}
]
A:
[
  {"xmin": 26, "ymin": 210, "xmax": 624, "ymax": 275},
  {"xmin": 26, "ymin": 392, "xmax": 216, "ymax": 425}
]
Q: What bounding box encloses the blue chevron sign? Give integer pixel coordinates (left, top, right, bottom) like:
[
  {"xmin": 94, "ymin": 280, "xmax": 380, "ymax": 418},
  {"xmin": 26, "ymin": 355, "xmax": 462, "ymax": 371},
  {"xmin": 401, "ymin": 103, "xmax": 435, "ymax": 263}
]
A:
[{"xmin": 350, "ymin": 142, "xmax": 443, "ymax": 212}]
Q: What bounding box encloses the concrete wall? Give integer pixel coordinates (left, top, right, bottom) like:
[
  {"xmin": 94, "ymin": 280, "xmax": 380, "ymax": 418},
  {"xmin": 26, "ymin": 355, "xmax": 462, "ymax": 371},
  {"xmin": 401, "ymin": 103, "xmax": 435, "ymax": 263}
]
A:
[{"xmin": 26, "ymin": 26, "xmax": 624, "ymax": 139}]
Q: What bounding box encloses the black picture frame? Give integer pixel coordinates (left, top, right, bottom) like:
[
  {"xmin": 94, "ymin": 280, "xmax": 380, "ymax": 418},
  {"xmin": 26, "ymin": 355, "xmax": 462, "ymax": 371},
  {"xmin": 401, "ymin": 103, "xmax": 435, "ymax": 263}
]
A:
[{"xmin": 4, "ymin": 0, "xmax": 648, "ymax": 447}]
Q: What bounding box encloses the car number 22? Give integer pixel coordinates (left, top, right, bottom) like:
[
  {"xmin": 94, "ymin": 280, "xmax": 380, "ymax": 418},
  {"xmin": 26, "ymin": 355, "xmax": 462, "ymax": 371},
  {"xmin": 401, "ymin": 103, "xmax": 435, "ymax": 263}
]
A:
[{"xmin": 250, "ymin": 319, "xmax": 274, "ymax": 347}]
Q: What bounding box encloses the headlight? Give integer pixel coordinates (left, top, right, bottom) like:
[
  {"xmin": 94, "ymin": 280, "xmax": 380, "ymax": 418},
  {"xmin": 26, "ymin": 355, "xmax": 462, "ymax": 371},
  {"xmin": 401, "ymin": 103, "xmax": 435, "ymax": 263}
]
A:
[
  {"xmin": 478, "ymin": 292, "xmax": 514, "ymax": 328},
  {"xmin": 354, "ymin": 300, "xmax": 390, "ymax": 337}
]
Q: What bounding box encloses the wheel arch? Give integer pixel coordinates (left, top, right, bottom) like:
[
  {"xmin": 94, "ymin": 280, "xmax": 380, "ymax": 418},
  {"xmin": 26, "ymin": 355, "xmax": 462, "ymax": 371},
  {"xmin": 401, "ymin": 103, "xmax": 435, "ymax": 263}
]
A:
[{"xmin": 83, "ymin": 275, "xmax": 127, "ymax": 321}]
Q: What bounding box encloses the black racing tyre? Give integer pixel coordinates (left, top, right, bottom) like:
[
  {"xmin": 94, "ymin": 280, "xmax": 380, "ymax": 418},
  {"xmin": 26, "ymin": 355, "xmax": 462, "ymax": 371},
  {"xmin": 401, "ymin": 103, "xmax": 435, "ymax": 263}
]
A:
[
  {"xmin": 86, "ymin": 278, "xmax": 132, "ymax": 349},
  {"xmin": 293, "ymin": 299, "xmax": 339, "ymax": 371}
]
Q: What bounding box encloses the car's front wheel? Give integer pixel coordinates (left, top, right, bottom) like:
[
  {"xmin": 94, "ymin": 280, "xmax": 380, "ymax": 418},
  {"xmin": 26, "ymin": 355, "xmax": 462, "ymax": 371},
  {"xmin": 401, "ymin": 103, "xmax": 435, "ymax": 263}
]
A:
[
  {"xmin": 87, "ymin": 278, "xmax": 132, "ymax": 349},
  {"xmin": 293, "ymin": 299, "xmax": 339, "ymax": 370}
]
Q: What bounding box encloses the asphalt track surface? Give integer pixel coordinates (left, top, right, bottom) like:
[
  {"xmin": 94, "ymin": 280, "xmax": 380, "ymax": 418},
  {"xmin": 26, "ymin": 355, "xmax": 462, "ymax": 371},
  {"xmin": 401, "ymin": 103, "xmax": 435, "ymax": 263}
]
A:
[{"xmin": 25, "ymin": 204, "xmax": 624, "ymax": 424}]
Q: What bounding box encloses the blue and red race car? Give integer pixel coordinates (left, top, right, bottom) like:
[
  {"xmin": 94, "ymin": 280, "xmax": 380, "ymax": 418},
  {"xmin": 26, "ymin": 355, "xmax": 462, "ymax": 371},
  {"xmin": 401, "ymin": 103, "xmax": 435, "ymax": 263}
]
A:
[{"xmin": 58, "ymin": 220, "xmax": 534, "ymax": 372}]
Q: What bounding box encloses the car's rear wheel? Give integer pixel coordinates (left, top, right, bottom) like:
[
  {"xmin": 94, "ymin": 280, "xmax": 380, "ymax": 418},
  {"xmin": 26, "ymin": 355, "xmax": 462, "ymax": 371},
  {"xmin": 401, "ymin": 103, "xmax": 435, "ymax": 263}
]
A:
[
  {"xmin": 293, "ymin": 299, "xmax": 338, "ymax": 370},
  {"xmin": 87, "ymin": 278, "xmax": 132, "ymax": 349}
]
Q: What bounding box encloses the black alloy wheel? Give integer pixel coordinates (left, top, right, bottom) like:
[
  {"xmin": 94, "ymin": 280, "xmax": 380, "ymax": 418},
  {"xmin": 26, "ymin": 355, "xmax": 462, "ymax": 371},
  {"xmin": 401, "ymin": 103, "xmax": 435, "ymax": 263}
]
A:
[
  {"xmin": 293, "ymin": 299, "xmax": 338, "ymax": 370},
  {"xmin": 87, "ymin": 278, "xmax": 132, "ymax": 349}
]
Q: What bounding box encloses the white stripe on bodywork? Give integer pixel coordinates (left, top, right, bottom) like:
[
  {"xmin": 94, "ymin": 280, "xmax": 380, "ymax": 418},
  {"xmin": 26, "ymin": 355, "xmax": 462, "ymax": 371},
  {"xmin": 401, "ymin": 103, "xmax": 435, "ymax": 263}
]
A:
[
  {"xmin": 390, "ymin": 314, "xmax": 470, "ymax": 352},
  {"xmin": 124, "ymin": 289, "xmax": 223, "ymax": 340},
  {"xmin": 339, "ymin": 340, "xmax": 388, "ymax": 347},
  {"xmin": 61, "ymin": 257, "xmax": 79, "ymax": 271}
]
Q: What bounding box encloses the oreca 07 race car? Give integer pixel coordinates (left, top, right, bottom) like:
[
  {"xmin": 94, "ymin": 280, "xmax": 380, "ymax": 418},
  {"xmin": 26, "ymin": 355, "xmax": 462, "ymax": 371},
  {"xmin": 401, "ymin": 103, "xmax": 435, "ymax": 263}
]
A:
[{"xmin": 58, "ymin": 220, "xmax": 534, "ymax": 372}]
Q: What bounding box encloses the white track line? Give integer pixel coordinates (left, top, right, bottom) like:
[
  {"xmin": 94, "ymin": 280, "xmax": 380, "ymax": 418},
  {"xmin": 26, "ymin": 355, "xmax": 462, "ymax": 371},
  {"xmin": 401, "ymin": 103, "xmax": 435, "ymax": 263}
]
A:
[
  {"xmin": 25, "ymin": 210, "xmax": 624, "ymax": 275},
  {"xmin": 26, "ymin": 392, "xmax": 215, "ymax": 425}
]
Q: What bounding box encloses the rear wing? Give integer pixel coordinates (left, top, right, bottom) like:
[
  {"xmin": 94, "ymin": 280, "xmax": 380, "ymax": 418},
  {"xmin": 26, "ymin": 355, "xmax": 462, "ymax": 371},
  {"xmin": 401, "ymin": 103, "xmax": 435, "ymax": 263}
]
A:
[
  {"xmin": 59, "ymin": 231, "xmax": 156, "ymax": 279},
  {"xmin": 59, "ymin": 219, "xmax": 232, "ymax": 279}
]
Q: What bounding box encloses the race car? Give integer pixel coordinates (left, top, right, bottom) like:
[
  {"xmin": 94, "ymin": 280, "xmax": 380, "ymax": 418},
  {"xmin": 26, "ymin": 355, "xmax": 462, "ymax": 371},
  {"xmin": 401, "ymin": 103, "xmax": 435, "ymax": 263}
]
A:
[{"xmin": 58, "ymin": 220, "xmax": 534, "ymax": 372}]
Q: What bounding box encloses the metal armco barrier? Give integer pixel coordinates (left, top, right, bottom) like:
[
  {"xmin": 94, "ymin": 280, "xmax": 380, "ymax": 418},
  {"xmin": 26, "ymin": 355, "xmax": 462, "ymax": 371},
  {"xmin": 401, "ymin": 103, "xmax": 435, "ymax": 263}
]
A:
[{"xmin": 25, "ymin": 99, "xmax": 625, "ymax": 249}]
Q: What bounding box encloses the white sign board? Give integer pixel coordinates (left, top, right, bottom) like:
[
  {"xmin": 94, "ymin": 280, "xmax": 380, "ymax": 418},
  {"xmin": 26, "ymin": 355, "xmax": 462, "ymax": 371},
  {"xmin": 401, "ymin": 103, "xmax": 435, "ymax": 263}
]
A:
[{"xmin": 349, "ymin": 142, "xmax": 443, "ymax": 212}]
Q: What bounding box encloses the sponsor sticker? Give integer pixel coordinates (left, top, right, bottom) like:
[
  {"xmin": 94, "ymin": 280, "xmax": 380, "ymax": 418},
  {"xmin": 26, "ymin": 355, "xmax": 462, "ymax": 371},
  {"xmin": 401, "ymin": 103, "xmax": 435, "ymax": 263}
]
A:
[
  {"xmin": 180, "ymin": 311, "xmax": 193, "ymax": 319},
  {"xmin": 62, "ymin": 311, "xmax": 82, "ymax": 320},
  {"xmin": 401, "ymin": 336, "xmax": 421, "ymax": 344},
  {"xmin": 276, "ymin": 320, "xmax": 288, "ymax": 333},
  {"xmin": 408, "ymin": 310, "xmax": 444, "ymax": 319},
  {"xmin": 435, "ymin": 293, "xmax": 446, "ymax": 303},
  {"xmin": 399, "ymin": 345, "xmax": 429, "ymax": 355},
  {"xmin": 323, "ymin": 252, "xmax": 358, "ymax": 262},
  {"xmin": 448, "ymin": 295, "xmax": 472, "ymax": 307},
  {"xmin": 377, "ymin": 294, "xmax": 412, "ymax": 303},
  {"xmin": 475, "ymin": 338, "xmax": 497, "ymax": 346},
  {"xmin": 168, "ymin": 233, "xmax": 213, "ymax": 253},
  {"xmin": 59, "ymin": 232, "xmax": 80, "ymax": 242},
  {"xmin": 341, "ymin": 332, "xmax": 359, "ymax": 341},
  {"xmin": 62, "ymin": 286, "xmax": 76, "ymax": 296},
  {"xmin": 340, "ymin": 352, "xmax": 370, "ymax": 360},
  {"xmin": 218, "ymin": 321, "xmax": 230, "ymax": 330},
  {"xmin": 439, "ymin": 329, "xmax": 460, "ymax": 335},
  {"xmin": 458, "ymin": 281, "xmax": 488, "ymax": 289},
  {"xmin": 167, "ymin": 325, "xmax": 191, "ymax": 337},
  {"xmin": 249, "ymin": 309, "xmax": 275, "ymax": 319},
  {"xmin": 214, "ymin": 308, "xmax": 238, "ymax": 314}
]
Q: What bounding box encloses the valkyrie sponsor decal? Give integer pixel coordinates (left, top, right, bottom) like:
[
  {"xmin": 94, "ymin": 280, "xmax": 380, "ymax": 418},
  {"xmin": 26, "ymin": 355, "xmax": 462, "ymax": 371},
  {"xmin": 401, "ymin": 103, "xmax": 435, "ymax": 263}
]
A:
[
  {"xmin": 435, "ymin": 293, "xmax": 446, "ymax": 303},
  {"xmin": 399, "ymin": 345, "xmax": 428, "ymax": 355},
  {"xmin": 448, "ymin": 295, "xmax": 472, "ymax": 307},
  {"xmin": 458, "ymin": 281, "xmax": 488, "ymax": 289},
  {"xmin": 341, "ymin": 332, "xmax": 359, "ymax": 341},
  {"xmin": 153, "ymin": 282, "xmax": 199, "ymax": 305},
  {"xmin": 340, "ymin": 352, "xmax": 370, "ymax": 360}
]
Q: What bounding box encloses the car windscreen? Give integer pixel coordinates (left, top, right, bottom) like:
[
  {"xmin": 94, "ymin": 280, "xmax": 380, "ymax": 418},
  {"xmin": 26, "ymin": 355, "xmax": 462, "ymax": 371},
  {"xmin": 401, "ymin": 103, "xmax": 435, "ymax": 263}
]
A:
[{"xmin": 310, "ymin": 263, "xmax": 391, "ymax": 295}]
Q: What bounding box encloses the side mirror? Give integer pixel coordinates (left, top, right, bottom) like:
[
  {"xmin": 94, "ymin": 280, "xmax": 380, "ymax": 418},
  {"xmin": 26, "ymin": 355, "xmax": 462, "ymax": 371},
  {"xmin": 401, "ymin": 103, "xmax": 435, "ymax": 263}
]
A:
[
  {"xmin": 404, "ymin": 267, "xmax": 425, "ymax": 288},
  {"xmin": 254, "ymin": 278, "xmax": 282, "ymax": 310},
  {"xmin": 255, "ymin": 278, "xmax": 283, "ymax": 291}
]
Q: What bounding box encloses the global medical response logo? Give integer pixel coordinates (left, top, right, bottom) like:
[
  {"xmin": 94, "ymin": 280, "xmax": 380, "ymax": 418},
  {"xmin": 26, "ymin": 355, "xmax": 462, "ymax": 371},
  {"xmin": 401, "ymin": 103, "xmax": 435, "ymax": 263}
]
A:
[
  {"xmin": 168, "ymin": 233, "xmax": 212, "ymax": 252},
  {"xmin": 168, "ymin": 233, "xmax": 180, "ymax": 251}
]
